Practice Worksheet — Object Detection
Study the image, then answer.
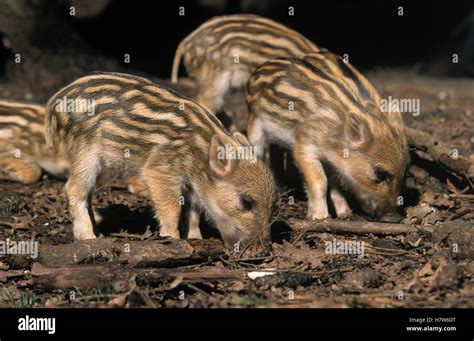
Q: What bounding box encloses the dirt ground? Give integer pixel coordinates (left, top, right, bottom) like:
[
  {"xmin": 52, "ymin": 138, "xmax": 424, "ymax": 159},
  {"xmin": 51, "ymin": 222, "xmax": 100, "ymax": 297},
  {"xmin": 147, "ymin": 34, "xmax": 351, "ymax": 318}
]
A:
[{"xmin": 0, "ymin": 69, "xmax": 473, "ymax": 308}]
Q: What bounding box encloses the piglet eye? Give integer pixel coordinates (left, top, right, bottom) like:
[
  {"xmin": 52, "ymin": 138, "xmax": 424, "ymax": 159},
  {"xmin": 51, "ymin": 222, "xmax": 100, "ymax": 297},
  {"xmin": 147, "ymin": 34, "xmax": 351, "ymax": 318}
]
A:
[
  {"xmin": 240, "ymin": 195, "xmax": 254, "ymax": 211},
  {"xmin": 374, "ymin": 168, "xmax": 391, "ymax": 184}
]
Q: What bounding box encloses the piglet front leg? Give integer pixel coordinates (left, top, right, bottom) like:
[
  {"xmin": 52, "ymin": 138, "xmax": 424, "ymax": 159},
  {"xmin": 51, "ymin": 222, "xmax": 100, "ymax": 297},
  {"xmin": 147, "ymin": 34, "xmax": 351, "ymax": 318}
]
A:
[
  {"xmin": 330, "ymin": 187, "xmax": 352, "ymax": 218},
  {"xmin": 142, "ymin": 165, "xmax": 182, "ymax": 239},
  {"xmin": 294, "ymin": 142, "xmax": 329, "ymax": 220},
  {"xmin": 186, "ymin": 207, "xmax": 202, "ymax": 239}
]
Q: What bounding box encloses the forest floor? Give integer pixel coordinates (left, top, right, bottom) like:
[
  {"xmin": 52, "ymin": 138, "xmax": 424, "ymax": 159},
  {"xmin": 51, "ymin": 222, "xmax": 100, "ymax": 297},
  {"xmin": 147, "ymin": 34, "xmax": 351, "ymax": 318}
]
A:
[{"xmin": 0, "ymin": 69, "xmax": 472, "ymax": 308}]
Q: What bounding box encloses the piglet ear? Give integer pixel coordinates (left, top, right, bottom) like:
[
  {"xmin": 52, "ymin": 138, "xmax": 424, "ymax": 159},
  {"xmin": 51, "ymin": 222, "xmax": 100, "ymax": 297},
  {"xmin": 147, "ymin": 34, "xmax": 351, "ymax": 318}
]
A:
[
  {"xmin": 209, "ymin": 134, "xmax": 236, "ymax": 177},
  {"xmin": 233, "ymin": 131, "xmax": 249, "ymax": 145},
  {"xmin": 387, "ymin": 110, "xmax": 406, "ymax": 135},
  {"xmin": 345, "ymin": 113, "xmax": 372, "ymax": 149}
]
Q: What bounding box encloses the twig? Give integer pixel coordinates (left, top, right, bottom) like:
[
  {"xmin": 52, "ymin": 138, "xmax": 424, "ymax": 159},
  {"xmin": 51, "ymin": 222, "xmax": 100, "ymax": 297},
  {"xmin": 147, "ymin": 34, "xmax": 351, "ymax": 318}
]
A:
[
  {"xmin": 30, "ymin": 263, "xmax": 244, "ymax": 289},
  {"xmin": 0, "ymin": 220, "xmax": 21, "ymax": 228},
  {"xmin": 449, "ymin": 208, "xmax": 472, "ymax": 220},
  {"xmin": 365, "ymin": 245, "xmax": 430, "ymax": 256},
  {"xmin": 186, "ymin": 283, "xmax": 211, "ymax": 297},
  {"xmin": 449, "ymin": 194, "xmax": 474, "ymax": 199},
  {"xmin": 405, "ymin": 127, "xmax": 473, "ymax": 178},
  {"xmin": 236, "ymin": 256, "xmax": 274, "ymax": 263},
  {"xmin": 36, "ymin": 238, "xmax": 225, "ymax": 266},
  {"xmin": 73, "ymin": 294, "xmax": 119, "ymax": 302},
  {"xmin": 288, "ymin": 218, "xmax": 419, "ymax": 235},
  {"xmin": 0, "ymin": 220, "xmax": 29, "ymax": 230},
  {"xmin": 270, "ymin": 267, "xmax": 354, "ymax": 276}
]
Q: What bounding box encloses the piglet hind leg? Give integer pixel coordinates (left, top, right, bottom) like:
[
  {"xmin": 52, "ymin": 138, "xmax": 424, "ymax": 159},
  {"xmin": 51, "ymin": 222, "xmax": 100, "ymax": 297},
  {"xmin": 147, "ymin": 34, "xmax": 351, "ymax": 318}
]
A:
[
  {"xmin": 294, "ymin": 142, "xmax": 329, "ymax": 220},
  {"xmin": 65, "ymin": 152, "xmax": 102, "ymax": 240},
  {"xmin": 196, "ymin": 72, "xmax": 230, "ymax": 114},
  {"xmin": 127, "ymin": 176, "xmax": 149, "ymax": 197},
  {"xmin": 247, "ymin": 115, "xmax": 267, "ymax": 161},
  {"xmin": 65, "ymin": 174, "xmax": 97, "ymax": 240},
  {"xmin": 142, "ymin": 166, "xmax": 182, "ymax": 239}
]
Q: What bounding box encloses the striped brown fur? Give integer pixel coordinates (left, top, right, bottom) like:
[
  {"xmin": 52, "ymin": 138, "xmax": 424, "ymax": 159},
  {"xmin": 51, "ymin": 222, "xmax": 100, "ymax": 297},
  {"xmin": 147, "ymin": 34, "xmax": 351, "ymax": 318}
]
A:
[
  {"xmin": 0, "ymin": 100, "xmax": 67, "ymax": 183},
  {"xmin": 246, "ymin": 51, "xmax": 409, "ymax": 219},
  {"xmin": 172, "ymin": 14, "xmax": 319, "ymax": 115},
  {"xmin": 45, "ymin": 72, "xmax": 275, "ymax": 246},
  {"xmin": 0, "ymin": 100, "xmax": 155, "ymax": 194}
]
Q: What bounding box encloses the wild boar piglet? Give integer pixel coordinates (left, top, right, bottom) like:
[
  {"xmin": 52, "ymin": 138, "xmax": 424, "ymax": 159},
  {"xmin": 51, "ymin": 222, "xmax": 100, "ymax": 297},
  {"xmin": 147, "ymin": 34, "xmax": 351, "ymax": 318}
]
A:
[
  {"xmin": 45, "ymin": 72, "xmax": 276, "ymax": 248},
  {"xmin": 246, "ymin": 51, "xmax": 409, "ymax": 219},
  {"xmin": 0, "ymin": 100, "xmax": 67, "ymax": 183},
  {"xmin": 172, "ymin": 14, "xmax": 319, "ymax": 115}
]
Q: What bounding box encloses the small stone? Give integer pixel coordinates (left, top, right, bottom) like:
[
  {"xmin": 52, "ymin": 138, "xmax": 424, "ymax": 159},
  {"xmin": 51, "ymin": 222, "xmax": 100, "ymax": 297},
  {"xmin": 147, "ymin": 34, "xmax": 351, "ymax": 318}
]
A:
[
  {"xmin": 437, "ymin": 91, "xmax": 448, "ymax": 100},
  {"xmin": 406, "ymin": 232, "xmax": 424, "ymax": 247},
  {"xmin": 344, "ymin": 269, "xmax": 383, "ymax": 290},
  {"xmin": 380, "ymin": 212, "xmax": 403, "ymax": 223},
  {"xmin": 435, "ymin": 264, "xmax": 461, "ymax": 289}
]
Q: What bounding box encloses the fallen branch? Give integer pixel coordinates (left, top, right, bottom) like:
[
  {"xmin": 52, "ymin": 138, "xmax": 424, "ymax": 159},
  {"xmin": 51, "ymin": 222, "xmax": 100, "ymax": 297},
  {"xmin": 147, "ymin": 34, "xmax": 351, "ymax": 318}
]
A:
[
  {"xmin": 405, "ymin": 127, "xmax": 473, "ymax": 178},
  {"xmin": 37, "ymin": 238, "xmax": 225, "ymax": 267},
  {"xmin": 0, "ymin": 220, "xmax": 25, "ymax": 229},
  {"xmin": 288, "ymin": 218, "xmax": 421, "ymax": 235},
  {"xmin": 30, "ymin": 263, "xmax": 243, "ymax": 289},
  {"xmin": 0, "ymin": 270, "xmax": 25, "ymax": 282}
]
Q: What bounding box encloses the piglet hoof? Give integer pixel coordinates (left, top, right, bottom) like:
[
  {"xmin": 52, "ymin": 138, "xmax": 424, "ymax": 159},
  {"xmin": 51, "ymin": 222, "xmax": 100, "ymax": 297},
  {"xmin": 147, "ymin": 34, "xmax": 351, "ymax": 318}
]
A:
[
  {"xmin": 92, "ymin": 209, "xmax": 104, "ymax": 225},
  {"xmin": 335, "ymin": 207, "xmax": 352, "ymax": 219},
  {"xmin": 128, "ymin": 185, "xmax": 149, "ymax": 198},
  {"xmin": 159, "ymin": 228, "xmax": 180, "ymax": 239},
  {"xmin": 306, "ymin": 208, "xmax": 329, "ymax": 221},
  {"xmin": 187, "ymin": 228, "xmax": 203, "ymax": 240},
  {"xmin": 74, "ymin": 229, "xmax": 97, "ymax": 240}
]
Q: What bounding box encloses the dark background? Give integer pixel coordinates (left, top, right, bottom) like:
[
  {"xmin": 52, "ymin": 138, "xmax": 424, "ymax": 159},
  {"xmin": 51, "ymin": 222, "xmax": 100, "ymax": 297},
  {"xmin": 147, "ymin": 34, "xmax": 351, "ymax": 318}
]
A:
[
  {"xmin": 0, "ymin": 0, "xmax": 473, "ymax": 90},
  {"xmin": 72, "ymin": 0, "xmax": 473, "ymax": 74}
]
